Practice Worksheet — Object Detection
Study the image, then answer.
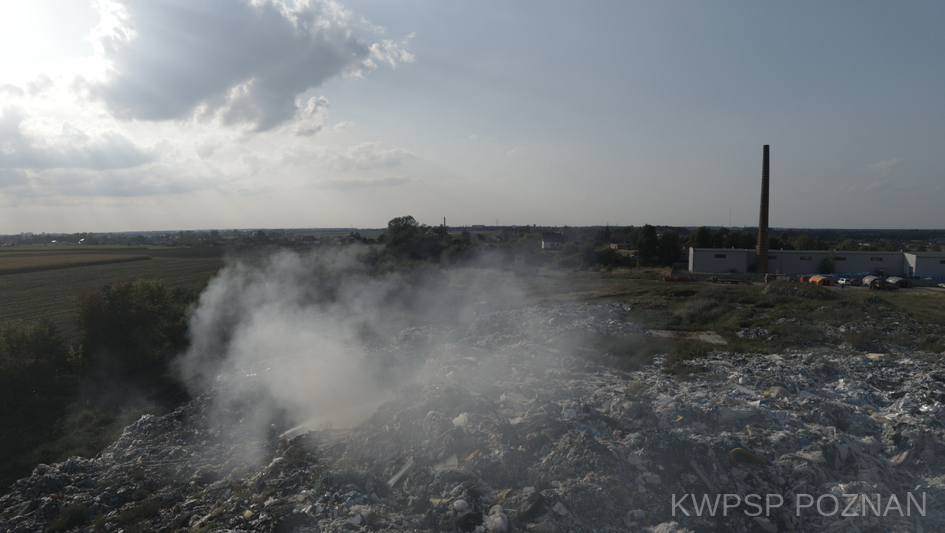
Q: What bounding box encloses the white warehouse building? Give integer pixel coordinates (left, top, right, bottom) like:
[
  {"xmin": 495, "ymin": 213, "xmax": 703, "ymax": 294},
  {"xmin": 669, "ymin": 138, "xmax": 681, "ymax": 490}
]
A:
[{"xmin": 689, "ymin": 248, "xmax": 945, "ymax": 277}]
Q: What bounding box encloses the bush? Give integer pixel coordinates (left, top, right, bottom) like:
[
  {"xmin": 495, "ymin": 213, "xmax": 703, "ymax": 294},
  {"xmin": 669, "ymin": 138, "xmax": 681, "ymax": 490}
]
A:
[
  {"xmin": 49, "ymin": 503, "xmax": 90, "ymax": 531},
  {"xmin": 74, "ymin": 280, "xmax": 197, "ymax": 376},
  {"xmin": 662, "ymin": 340, "xmax": 712, "ymax": 378},
  {"xmin": 594, "ymin": 246, "xmax": 621, "ymax": 267},
  {"xmin": 919, "ymin": 335, "xmax": 944, "ymax": 353},
  {"xmin": 554, "ymin": 253, "xmax": 583, "ymax": 270},
  {"xmin": 0, "ymin": 320, "xmax": 75, "ymax": 490},
  {"xmin": 574, "ymin": 333, "xmax": 674, "ymax": 371},
  {"xmin": 117, "ymin": 499, "xmax": 160, "ymax": 528},
  {"xmin": 844, "ymin": 328, "xmax": 884, "ymax": 351},
  {"xmin": 0, "ymin": 320, "xmax": 72, "ymax": 416}
]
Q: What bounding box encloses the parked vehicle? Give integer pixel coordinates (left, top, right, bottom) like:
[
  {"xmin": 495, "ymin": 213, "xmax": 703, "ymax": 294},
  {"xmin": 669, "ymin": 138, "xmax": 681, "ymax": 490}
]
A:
[
  {"xmin": 938, "ymin": 282, "xmax": 945, "ymax": 289},
  {"xmin": 869, "ymin": 280, "xmax": 898, "ymax": 291},
  {"xmin": 838, "ymin": 278, "xmax": 851, "ymax": 286}
]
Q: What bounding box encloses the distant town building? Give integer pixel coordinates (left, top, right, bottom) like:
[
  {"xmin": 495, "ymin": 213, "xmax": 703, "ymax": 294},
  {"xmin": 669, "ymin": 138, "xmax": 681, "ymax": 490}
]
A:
[{"xmin": 541, "ymin": 232, "xmax": 565, "ymax": 250}]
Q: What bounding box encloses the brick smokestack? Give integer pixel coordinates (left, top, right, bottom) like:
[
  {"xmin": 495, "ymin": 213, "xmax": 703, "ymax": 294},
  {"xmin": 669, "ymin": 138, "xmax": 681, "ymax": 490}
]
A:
[{"xmin": 757, "ymin": 145, "xmax": 770, "ymax": 274}]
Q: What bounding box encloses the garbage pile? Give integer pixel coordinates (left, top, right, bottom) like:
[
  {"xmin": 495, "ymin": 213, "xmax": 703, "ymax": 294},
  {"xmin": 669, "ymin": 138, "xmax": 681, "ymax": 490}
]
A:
[{"xmin": 2, "ymin": 302, "xmax": 945, "ymax": 533}]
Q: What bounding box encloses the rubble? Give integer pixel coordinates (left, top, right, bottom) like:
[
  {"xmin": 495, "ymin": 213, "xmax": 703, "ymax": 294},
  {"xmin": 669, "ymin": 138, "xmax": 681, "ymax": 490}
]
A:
[{"xmin": 2, "ymin": 302, "xmax": 945, "ymax": 532}]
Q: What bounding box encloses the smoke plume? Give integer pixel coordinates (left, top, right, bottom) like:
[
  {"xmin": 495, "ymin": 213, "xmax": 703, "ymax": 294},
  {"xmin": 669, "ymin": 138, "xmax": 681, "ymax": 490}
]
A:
[{"xmin": 174, "ymin": 248, "xmax": 522, "ymax": 458}]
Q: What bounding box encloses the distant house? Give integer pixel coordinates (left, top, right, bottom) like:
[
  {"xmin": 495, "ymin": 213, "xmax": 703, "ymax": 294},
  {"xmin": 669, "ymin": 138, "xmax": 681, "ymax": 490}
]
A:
[
  {"xmin": 610, "ymin": 243, "xmax": 632, "ymax": 250},
  {"xmin": 541, "ymin": 232, "xmax": 565, "ymax": 250},
  {"xmin": 299, "ymin": 235, "xmax": 320, "ymax": 244},
  {"xmin": 344, "ymin": 236, "xmax": 362, "ymax": 245}
]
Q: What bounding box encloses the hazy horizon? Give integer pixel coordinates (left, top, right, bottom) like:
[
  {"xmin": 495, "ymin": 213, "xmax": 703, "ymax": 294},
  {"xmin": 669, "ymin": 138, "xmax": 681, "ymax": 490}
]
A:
[{"xmin": 4, "ymin": 224, "xmax": 945, "ymax": 240}]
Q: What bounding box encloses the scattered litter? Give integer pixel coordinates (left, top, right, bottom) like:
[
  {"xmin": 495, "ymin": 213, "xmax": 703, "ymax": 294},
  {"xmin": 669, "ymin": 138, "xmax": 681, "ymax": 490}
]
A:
[{"xmin": 2, "ymin": 302, "xmax": 944, "ymax": 533}]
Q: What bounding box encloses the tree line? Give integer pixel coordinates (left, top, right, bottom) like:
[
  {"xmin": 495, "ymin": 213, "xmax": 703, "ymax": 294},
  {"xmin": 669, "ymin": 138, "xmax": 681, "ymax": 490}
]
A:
[{"xmin": 0, "ymin": 280, "xmax": 197, "ymax": 491}]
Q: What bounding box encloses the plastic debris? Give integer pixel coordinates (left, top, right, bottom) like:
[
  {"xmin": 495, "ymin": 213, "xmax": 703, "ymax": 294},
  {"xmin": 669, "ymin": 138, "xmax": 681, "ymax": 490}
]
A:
[{"xmin": 2, "ymin": 302, "xmax": 944, "ymax": 533}]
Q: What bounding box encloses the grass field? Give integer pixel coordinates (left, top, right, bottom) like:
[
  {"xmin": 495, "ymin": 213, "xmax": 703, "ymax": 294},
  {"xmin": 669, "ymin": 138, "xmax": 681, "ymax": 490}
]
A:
[
  {"xmin": 0, "ymin": 245, "xmax": 150, "ymax": 254},
  {"xmin": 0, "ymin": 254, "xmax": 223, "ymax": 337},
  {"xmin": 0, "ymin": 253, "xmax": 152, "ymax": 276}
]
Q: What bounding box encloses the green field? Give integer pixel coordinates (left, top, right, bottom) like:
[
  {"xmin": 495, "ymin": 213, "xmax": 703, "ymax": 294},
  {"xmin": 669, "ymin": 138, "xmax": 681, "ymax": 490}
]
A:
[
  {"xmin": 0, "ymin": 251, "xmax": 223, "ymax": 337},
  {"xmin": 0, "ymin": 245, "xmax": 151, "ymax": 254}
]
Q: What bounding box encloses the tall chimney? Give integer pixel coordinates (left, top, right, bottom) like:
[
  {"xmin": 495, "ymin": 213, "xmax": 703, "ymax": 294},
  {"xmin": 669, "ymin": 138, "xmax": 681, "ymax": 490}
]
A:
[{"xmin": 757, "ymin": 145, "xmax": 770, "ymax": 274}]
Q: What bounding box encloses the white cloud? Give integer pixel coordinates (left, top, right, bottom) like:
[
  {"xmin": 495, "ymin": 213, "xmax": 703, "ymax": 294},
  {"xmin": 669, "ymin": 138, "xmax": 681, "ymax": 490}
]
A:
[
  {"xmin": 862, "ymin": 179, "xmax": 914, "ymax": 194},
  {"xmin": 0, "ymin": 84, "xmax": 25, "ymax": 98},
  {"xmin": 286, "ymin": 96, "xmax": 330, "ymax": 137},
  {"xmin": 195, "ymin": 141, "xmax": 221, "ymax": 159},
  {"xmin": 358, "ymin": 15, "xmax": 387, "ymax": 35},
  {"xmin": 869, "ymin": 158, "xmax": 900, "ymax": 176},
  {"xmin": 86, "ymin": 0, "xmax": 413, "ymax": 132},
  {"xmin": 322, "ymin": 142, "xmax": 415, "ymax": 171},
  {"xmin": 0, "ymin": 169, "xmax": 30, "ymax": 189},
  {"xmin": 369, "ymin": 32, "xmax": 416, "ymax": 68},
  {"xmin": 26, "ymin": 75, "xmax": 55, "ymax": 96},
  {"xmin": 35, "ymin": 165, "xmax": 216, "ymax": 197},
  {"xmin": 0, "ymin": 106, "xmax": 154, "ymax": 171}
]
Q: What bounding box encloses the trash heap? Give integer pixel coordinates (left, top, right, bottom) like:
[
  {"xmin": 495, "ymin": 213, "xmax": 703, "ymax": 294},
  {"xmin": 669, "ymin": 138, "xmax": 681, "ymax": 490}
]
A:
[{"xmin": 3, "ymin": 302, "xmax": 945, "ymax": 533}]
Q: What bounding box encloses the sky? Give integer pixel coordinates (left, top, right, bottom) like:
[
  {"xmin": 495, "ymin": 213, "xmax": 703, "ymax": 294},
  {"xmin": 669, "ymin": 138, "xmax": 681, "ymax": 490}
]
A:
[{"xmin": 1, "ymin": 0, "xmax": 943, "ymax": 233}]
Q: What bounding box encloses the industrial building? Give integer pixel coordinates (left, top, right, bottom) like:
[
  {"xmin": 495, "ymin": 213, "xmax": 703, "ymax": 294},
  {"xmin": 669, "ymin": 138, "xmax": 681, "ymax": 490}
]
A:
[
  {"xmin": 689, "ymin": 145, "xmax": 945, "ymax": 278},
  {"xmin": 688, "ymin": 248, "xmax": 945, "ymax": 277}
]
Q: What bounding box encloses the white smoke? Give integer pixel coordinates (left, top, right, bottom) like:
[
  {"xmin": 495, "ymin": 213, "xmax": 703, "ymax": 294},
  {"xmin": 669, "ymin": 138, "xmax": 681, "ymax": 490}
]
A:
[{"xmin": 174, "ymin": 247, "xmax": 504, "ymax": 455}]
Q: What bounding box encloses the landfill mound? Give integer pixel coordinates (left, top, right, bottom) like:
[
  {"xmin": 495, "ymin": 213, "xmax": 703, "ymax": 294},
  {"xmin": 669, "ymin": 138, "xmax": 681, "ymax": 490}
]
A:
[{"xmin": 3, "ymin": 302, "xmax": 945, "ymax": 533}]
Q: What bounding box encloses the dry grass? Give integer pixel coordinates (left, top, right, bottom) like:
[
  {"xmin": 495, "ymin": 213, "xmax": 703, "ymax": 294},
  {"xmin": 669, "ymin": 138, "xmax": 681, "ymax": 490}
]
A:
[{"xmin": 443, "ymin": 270, "xmax": 945, "ymax": 357}]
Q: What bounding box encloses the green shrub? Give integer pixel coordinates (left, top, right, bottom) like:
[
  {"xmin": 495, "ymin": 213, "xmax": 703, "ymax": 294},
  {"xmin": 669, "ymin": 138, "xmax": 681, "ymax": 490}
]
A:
[
  {"xmin": 844, "ymin": 329, "xmax": 884, "ymax": 351},
  {"xmin": 672, "ymin": 298, "xmax": 717, "ymax": 322},
  {"xmin": 73, "ymin": 280, "xmax": 196, "ymax": 376},
  {"xmin": 769, "ymin": 323, "xmax": 827, "ymax": 349},
  {"xmin": 565, "ymin": 333, "xmax": 674, "ymax": 371},
  {"xmin": 49, "ymin": 503, "xmax": 90, "ymax": 531},
  {"xmin": 919, "ymin": 335, "xmax": 944, "ymax": 353},
  {"xmin": 117, "ymin": 499, "xmax": 160, "ymax": 529},
  {"xmin": 662, "ymin": 340, "xmax": 712, "ymax": 378},
  {"xmin": 670, "ymin": 298, "xmax": 739, "ymax": 327}
]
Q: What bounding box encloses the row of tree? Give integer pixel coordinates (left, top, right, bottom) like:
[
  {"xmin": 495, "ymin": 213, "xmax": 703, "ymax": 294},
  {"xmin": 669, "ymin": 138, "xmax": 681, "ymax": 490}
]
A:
[
  {"xmin": 375, "ymin": 217, "xmax": 687, "ymax": 268},
  {"xmin": 0, "ymin": 280, "xmax": 198, "ymax": 491}
]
